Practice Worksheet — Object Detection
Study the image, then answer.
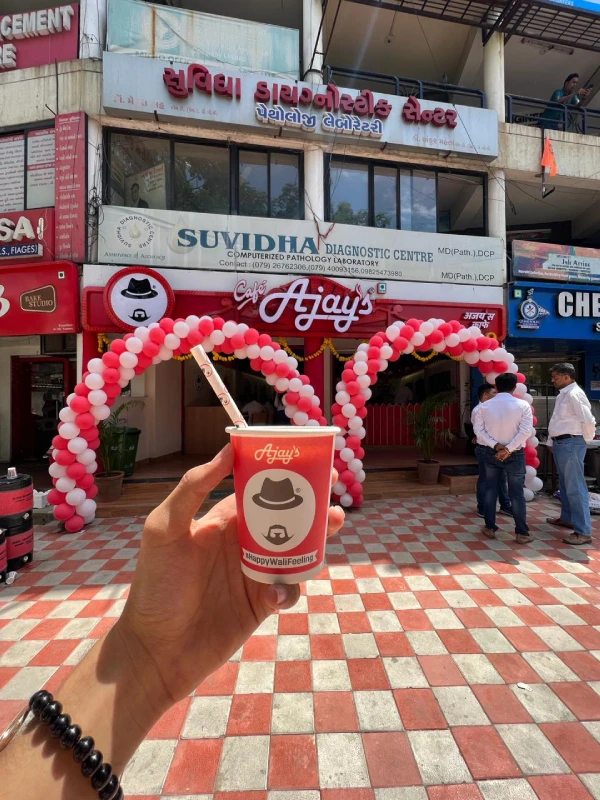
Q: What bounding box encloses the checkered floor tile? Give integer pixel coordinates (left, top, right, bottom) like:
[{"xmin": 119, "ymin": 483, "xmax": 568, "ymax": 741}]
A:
[{"xmin": 4, "ymin": 495, "xmax": 600, "ymax": 800}]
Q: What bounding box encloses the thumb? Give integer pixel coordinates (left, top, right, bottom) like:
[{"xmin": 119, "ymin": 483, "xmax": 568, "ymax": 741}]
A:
[{"xmin": 261, "ymin": 583, "xmax": 301, "ymax": 612}]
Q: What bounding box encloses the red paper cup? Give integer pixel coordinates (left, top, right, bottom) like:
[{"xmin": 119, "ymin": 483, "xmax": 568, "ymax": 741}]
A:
[{"xmin": 228, "ymin": 425, "xmax": 340, "ymax": 584}]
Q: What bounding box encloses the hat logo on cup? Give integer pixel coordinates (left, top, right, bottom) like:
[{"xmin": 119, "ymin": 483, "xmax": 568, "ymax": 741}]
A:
[
  {"xmin": 253, "ymin": 477, "xmax": 303, "ymax": 511},
  {"xmin": 120, "ymin": 277, "xmax": 159, "ymax": 300}
]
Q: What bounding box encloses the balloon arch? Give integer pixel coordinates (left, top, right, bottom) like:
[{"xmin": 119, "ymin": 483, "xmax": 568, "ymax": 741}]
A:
[{"xmin": 48, "ymin": 315, "xmax": 542, "ymax": 532}]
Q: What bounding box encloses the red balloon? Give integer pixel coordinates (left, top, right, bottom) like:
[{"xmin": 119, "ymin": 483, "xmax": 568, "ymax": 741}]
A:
[
  {"xmin": 516, "ymin": 373, "xmax": 526, "ymax": 384},
  {"xmin": 275, "ymin": 362, "xmax": 290, "ymax": 378},
  {"xmin": 532, "ymin": 416, "xmax": 538, "ymax": 426},
  {"xmin": 54, "ymin": 503, "xmax": 75, "ymax": 521},
  {"xmin": 52, "ymin": 435, "xmax": 68, "ymax": 450},
  {"xmin": 447, "ymin": 346, "xmax": 463, "ymax": 357},
  {"xmin": 417, "ymin": 338, "xmax": 432, "ymax": 352},
  {"xmin": 244, "ymin": 328, "xmax": 259, "ymax": 345},
  {"xmin": 159, "ymin": 318, "xmax": 175, "ymax": 333},
  {"xmin": 319, "ymin": 416, "xmax": 327, "ymax": 426},
  {"xmin": 47, "ymin": 489, "xmax": 66, "ymax": 505},
  {"xmin": 401, "ymin": 326, "xmax": 414, "ymax": 340},
  {"xmin": 333, "ymin": 457, "xmax": 345, "ymax": 473},
  {"xmin": 346, "ymin": 435, "xmax": 361, "ymax": 450},
  {"xmin": 462, "ymin": 339, "xmax": 477, "ymax": 353},
  {"xmin": 405, "ymin": 318, "xmax": 420, "ymax": 330},
  {"xmin": 77, "ymin": 474, "xmax": 94, "ymax": 490},
  {"xmin": 75, "ymin": 412, "xmax": 95, "ymax": 430},
  {"xmin": 110, "ymin": 339, "xmax": 127, "ymax": 354},
  {"xmin": 525, "ymin": 446, "xmax": 537, "ymax": 460},
  {"xmin": 286, "ymin": 391, "xmax": 300, "ymax": 406},
  {"xmin": 394, "ymin": 337, "xmax": 409, "ymax": 352},
  {"xmin": 297, "ymin": 397, "xmax": 312, "ymax": 412},
  {"xmin": 299, "ymin": 375, "xmax": 310, "ymax": 385},
  {"xmin": 353, "ymin": 394, "xmax": 366, "ymax": 409},
  {"xmin": 102, "ymin": 351, "xmax": 121, "ymax": 368},
  {"xmin": 229, "ymin": 333, "xmax": 244, "ymax": 350},
  {"xmin": 102, "ymin": 368, "xmax": 120, "ymax": 384},
  {"xmin": 74, "ymin": 382, "xmax": 90, "ymax": 397},
  {"xmin": 261, "ymin": 360, "xmax": 276, "ymax": 375},
  {"xmin": 221, "ymin": 341, "xmax": 234, "ymax": 355},
  {"xmin": 367, "ymin": 359, "xmax": 380, "ymax": 373},
  {"xmin": 429, "ymin": 330, "xmax": 444, "ymax": 345},
  {"xmin": 54, "ymin": 449, "xmax": 76, "ymax": 466},
  {"xmin": 331, "ymin": 403, "xmax": 342, "ymax": 416},
  {"xmin": 369, "ymin": 335, "xmax": 384, "ymax": 348},
  {"xmin": 70, "ymin": 395, "xmax": 90, "ymax": 414},
  {"xmin": 438, "ymin": 322, "xmax": 452, "ymax": 337},
  {"xmin": 86, "ymin": 484, "xmax": 99, "ymax": 499},
  {"xmin": 213, "ymin": 317, "xmax": 225, "ymax": 330},
  {"xmin": 477, "ymin": 337, "xmax": 490, "ymax": 350},
  {"xmin": 494, "ymin": 360, "xmax": 509, "ymax": 374},
  {"xmin": 450, "ymin": 320, "xmax": 462, "ymax": 333},
  {"xmin": 350, "ymin": 482, "xmax": 363, "ymax": 496},
  {"xmin": 148, "ymin": 327, "xmax": 166, "ymax": 346},
  {"xmin": 532, "ymin": 457, "xmax": 540, "ymax": 468},
  {"xmin": 257, "ymin": 333, "xmax": 272, "ymax": 347},
  {"xmin": 80, "ymin": 425, "xmax": 99, "ymax": 441},
  {"xmin": 357, "ymin": 407, "xmax": 368, "ymax": 418},
  {"xmin": 65, "ymin": 514, "xmax": 85, "ymax": 533},
  {"xmin": 346, "ymin": 381, "xmax": 360, "ymax": 396},
  {"xmin": 66, "ymin": 462, "xmax": 86, "ymax": 480},
  {"xmin": 340, "ymin": 469, "xmax": 355, "ymax": 485},
  {"xmin": 356, "ymin": 447, "xmax": 365, "ymax": 459},
  {"xmin": 367, "ymin": 346, "xmax": 381, "ymax": 360},
  {"xmin": 333, "ymin": 414, "xmax": 348, "ymax": 428},
  {"xmin": 478, "ymin": 361, "xmax": 493, "ymax": 374},
  {"xmin": 345, "ymin": 360, "xmax": 355, "ymax": 371},
  {"xmin": 308, "ymin": 406, "xmax": 321, "ymax": 420},
  {"xmin": 88, "ymin": 439, "xmax": 100, "ymax": 452},
  {"xmin": 342, "ymin": 369, "xmax": 355, "ymax": 384}
]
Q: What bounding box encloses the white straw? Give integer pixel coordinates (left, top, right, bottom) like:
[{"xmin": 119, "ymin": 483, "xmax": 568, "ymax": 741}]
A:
[{"xmin": 190, "ymin": 344, "xmax": 248, "ymax": 428}]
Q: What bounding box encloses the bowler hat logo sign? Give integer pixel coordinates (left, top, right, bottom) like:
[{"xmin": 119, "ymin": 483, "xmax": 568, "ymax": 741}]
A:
[
  {"xmin": 243, "ymin": 469, "xmax": 315, "ymax": 552},
  {"xmin": 104, "ymin": 267, "xmax": 175, "ymax": 331}
]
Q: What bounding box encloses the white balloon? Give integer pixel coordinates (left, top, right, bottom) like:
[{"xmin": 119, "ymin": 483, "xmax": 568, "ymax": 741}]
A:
[
  {"xmin": 360, "ymin": 388, "xmax": 372, "ymax": 400},
  {"xmin": 332, "ymin": 481, "xmax": 346, "ymax": 496},
  {"xmin": 164, "ymin": 333, "xmax": 180, "ymax": 351},
  {"xmin": 528, "ymin": 436, "xmax": 539, "ymax": 448},
  {"xmin": 486, "ymin": 373, "xmax": 498, "ymax": 385},
  {"xmin": 514, "ymin": 383, "xmax": 527, "ymax": 397},
  {"xmin": 285, "ymin": 405, "xmax": 296, "ymax": 419},
  {"xmin": 335, "ymin": 382, "xmax": 345, "ymax": 393},
  {"xmin": 222, "ymin": 320, "xmax": 238, "ymax": 338},
  {"xmin": 66, "ymin": 393, "xmax": 76, "ymax": 405},
  {"xmin": 87, "ymin": 358, "xmax": 104, "ymax": 374},
  {"xmin": 469, "ymin": 327, "xmax": 482, "ymax": 339},
  {"xmin": 446, "ymin": 333, "xmax": 460, "ymax": 347},
  {"xmin": 125, "ymin": 336, "xmax": 143, "ymax": 354},
  {"xmin": 59, "ymin": 406, "xmax": 76, "ymax": 423},
  {"xmin": 289, "ymin": 378, "xmax": 302, "ymax": 393},
  {"xmin": 120, "ymin": 368, "xmax": 136, "ymax": 381},
  {"xmin": 159, "ymin": 345, "xmax": 172, "ymax": 361},
  {"xmin": 508, "ymin": 363, "xmax": 518, "ymax": 374},
  {"xmin": 185, "ymin": 315, "xmax": 200, "ymax": 330},
  {"xmin": 265, "ymin": 373, "xmax": 277, "ymax": 386},
  {"xmin": 260, "ymin": 346, "xmax": 275, "ymax": 361},
  {"xmin": 119, "ymin": 351, "xmax": 138, "ymax": 369},
  {"xmin": 83, "ymin": 513, "xmax": 95, "ymax": 525},
  {"xmin": 340, "ymin": 493, "xmax": 353, "ymax": 508},
  {"xmin": 479, "ymin": 350, "xmax": 493, "ymax": 362},
  {"xmin": 76, "ymin": 499, "xmax": 97, "ymax": 518},
  {"xmin": 287, "ymin": 357, "xmax": 298, "ymax": 371},
  {"xmin": 293, "ymin": 411, "xmax": 309, "ymax": 426},
  {"xmin": 432, "ymin": 342, "xmax": 446, "ymax": 353},
  {"xmin": 340, "ymin": 447, "xmax": 354, "ymax": 462},
  {"xmin": 275, "ymin": 378, "xmax": 289, "ymax": 393},
  {"xmin": 335, "ymin": 435, "xmax": 345, "ymax": 451},
  {"xmin": 379, "ymin": 359, "xmax": 388, "ymax": 372},
  {"xmin": 88, "ymin": 389, "xmax": 108, "ymax": 407},
  {"xmin": 357, "ymin": 374, "xmax": 371, "ymax": 388},
  {"xmin": 67, "ymin": 437, "xmax": 88, "ymax": 455},
  {"xmin": 380, "ymin": 345, "xmax": 393, "ymax": 360},
  {"xmin": 247, "ymin": 344, "xmax": 260, "ymax": 359},
  {"xmin": 49, "ymin": 462, "xmax": 66, "ymax": 478},
  {"xmin": 524, "ymin": 393, "xmax": 533, "ymax": 404},
  {"xmin": 386, "ymin": 325, "xmax": 399, "ymax": 341},
  {"xmin": 348, "ymin": 416, "xmax": 363, "ymax": 431},
  {"xmin": 210, "ymin": 330, "xmax": 225, "ymax": 346},
  {"xmin": 85, "ymin": 461, "xmax": 98, "ymax": 474},
  {"xmin": 531, "ymin": 476, "xmax": 543, "ymax": 492},
  {"xmin": 464, "ymin": 352, "xmax": 479, "ymax": 365},
  {"xmin": 342, "ymin": 403, "xmax": 357, "ymax": 418},
  {"xmin": 273, "ymin": 349, "xmax": 288, "ymax": 364},
  {"xmin": 118, "ymin": 378, "xmax": 130, "ymax": 388},
  {"xmin": 66, "ymin": 488, "xmax": 86, "ymax": 507},
  {"xmin": 134, "ymin": 326, "xmax": 150, "ymax": 342},
  {"xmin": 357, "ymin": 343, "xmax": 370, "ymax": 353},
  {"xmin": 505, "ymin": 353, "xmax": 515, "ymax": 364},
  {"xmin": 404, "ymin": 343, "xmax": 414, "ymax": 354},
  {"xmin": 394, "ymin": 320, "xmax": 405, "ymax": 329},
  {"xmin": 77, "ymin": 449, "xmax": 97, "ymax": 465},
  {"xmin": 336, "ymin": 391, "xmax": 350, "ymax": 406},
  {"xmin": 58, "ymin": 422, "xmax": 79, "ymax": 440},
  {"xmin": 357, "ymin": 426, "xmax": 367, "ymax": 439},
  {"xmin": 458, "ymin": 328, "xmax": 472, "ymax": 342},
  {"xmin": 492, "ymin": 348, "xmax": 507, "ymax": 361},
  {"xmin": 311, "ymin": 395, "xmax": 320, "ymax": 407},
  {"xmin": 90, "ymin": 404, "xmax": 110, "ymax": 421},
  {"xmin": 420, "ymin": 321, "xmax": 434, "ymax": 336},
  {"xmin": 234, "ymin": 348, "xmax": 248, "ymax": 360},
  {"xmin": 525, "ymin": 465, "xmax": 536, "ymax": 478},
  {"xmin": 306, "ymin": 419, "xmax": 320, "ymax": 426},
  {"xmin": 356, "ymin": 469, "xmax": 366, "ymax": 483},
  {"xmin": 411, "ymin": 332, "xmax": 425, "ymax": 346},
  {"xmin": 148, "ymin": 322, "xmax": 160, "ymax": 329},
  {"xmin": 353, "ymin": 361, "xmax": 368, "ymax": 375},
  {"xmin": 85, "ymin": 372, "xmax": 104, "ymax": 390},
  {"xmin": 56, "ymin": 477, "xmax": 76, "ymax": 493},
  {"xmin": 524, "ymin": 488, "xmax": 534, "ymax": 502},
  {"xmin": 299, "ymin": 385, "xmax": 314, "ymax": 397},
  {"xmin": 355, "ymin": 351, "xmax": 368, "ymax": 363},
  {"xmin": 173, "ymin": 321, "xmax": 190, "ymax": 339},
  {"xmin": 349, "ymin": 458, "xmax": 363, "ymax": 473}
]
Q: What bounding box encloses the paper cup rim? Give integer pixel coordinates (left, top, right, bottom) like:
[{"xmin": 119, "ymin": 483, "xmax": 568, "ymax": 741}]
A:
[{"xmin": 227, "ymin": 425, "xmax": 342, "ymax": 437}]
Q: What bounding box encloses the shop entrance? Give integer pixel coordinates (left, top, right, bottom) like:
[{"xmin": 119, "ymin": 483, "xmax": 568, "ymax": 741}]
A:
[{"xmin": 10, "ymin": 356, "xmax": 72, "ymax": 462}]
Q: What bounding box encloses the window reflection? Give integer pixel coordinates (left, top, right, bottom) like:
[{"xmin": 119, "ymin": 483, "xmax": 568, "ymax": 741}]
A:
[
  {"xmin": 271, "ymin": 152, "xmax": 300, "ymax": 219},
  {"xmin": 239, "ymin": 151, "xmax": 269, "ymax": 217},
  {"xmin": 374, "ymin": 166, "xmax": 397, "ymax": 229},
  {"xmin": 174, "ymin": 142, "xmax": 229, "ymax": 214},
  {"xmin": 437, "ymin": 173, "xmax": 484, "ymax": 234},
  {"xmin": 110, "ymin": 134, "xmax": 170, "ymax": 209},
  {"xmin": 401, "ymin": 170, "xmax": 436, "ymax": 233},
  {"xmin": 330, "ymin": 161, "xmax": 368, "ymax": 225}
]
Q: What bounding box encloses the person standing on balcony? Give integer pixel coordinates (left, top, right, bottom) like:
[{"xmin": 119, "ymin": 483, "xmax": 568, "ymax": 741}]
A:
[
  {"xmin": 547, "ymin": 362, "xmax": 596, "ymax": 546},
  {"xmin": 539, "ymin": 73, "xmax": 590, "ymax": 130},
  {"xmin": 473, "ymin": 373, "xmax": 533, "ymax": 544},
  {"xmin": 471, "ymin": 384, "xmax": 513, "ymax": 520}
]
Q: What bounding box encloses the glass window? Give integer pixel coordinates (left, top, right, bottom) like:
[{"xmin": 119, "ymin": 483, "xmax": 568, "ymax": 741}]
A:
[
  {"xmin": 330, "ymin": 161, "xmax": 368, "ymax": 225},
  {"xmin": 401, "ymin": 170, "xmax": 436, "ymax": 233},
  {"xmin": 374, "ymin": 166, "xmax": 397, "ymax": 229},
  {"xmin": 110, "ymin": 134, "xmax": 170, "ymax": 209},
  {"xmin": 174, "ymin": 142, "xmax": 229, "ymax": 214},
  {"xmin": 239, "ymin": 151, "xmax": 268, "ymax": 217},
  {"xmin": 437, "ymin": 173, "xmax": 484, "ymax": 234},
  {"xmin": 270, "ymin": 152, "xmax": 300, "ymax": 219}
]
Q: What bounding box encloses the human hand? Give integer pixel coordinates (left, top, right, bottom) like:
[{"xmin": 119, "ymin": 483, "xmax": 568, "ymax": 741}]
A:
[
  {"xmin": 494, "ymin": 443, "xmax": 507, "ymax": 452},
  {"xmin": 114, "ymin": 445, "xmax": 345, "ymax": 710},
  {"xmin": 578, "ymin": 88, "xmax": 590, "ymax": 98},
  {"xmin": 495, "ymin": 449, "xmax": 511, "ymax": 462}
]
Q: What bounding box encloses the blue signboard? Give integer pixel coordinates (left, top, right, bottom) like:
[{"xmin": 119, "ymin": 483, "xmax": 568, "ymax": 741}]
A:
[
  {"xmin": 509, "ymin": 281, "xmax": 600, "ymax": 340},
  {"xmin": 0, "ymin": 243, "xmax": 42, "ymax": 259},
  {"xmin": 544, "ymin": 0, "xmax": 600, "ymax": 14}
]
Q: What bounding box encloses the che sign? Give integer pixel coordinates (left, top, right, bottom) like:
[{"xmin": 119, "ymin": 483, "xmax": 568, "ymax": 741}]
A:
[
  {"xmin": 0, "ymin": 5, "xmax": 78, "ymax": 71},
  {"xmin": 0, "ymin": 209, "xmax": 55, "ymax": 264}
]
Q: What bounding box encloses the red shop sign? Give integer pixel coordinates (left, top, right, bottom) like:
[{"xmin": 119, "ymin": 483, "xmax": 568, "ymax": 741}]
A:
[
  {"xmin": 55, "ymin": 112, "xmax": 87, "ymax": 263},
  {"xmin": 84, "ymin": 270, "xmax": 506, "ymax": 339},
  {"xmin": 0, "ymin": 209, "xmax": 54, "ymax": 265},
  {"xmin": 0, "ymin": 5, "xmax": 79, "ymax": 72},
  {"xmin": 0, "ymin": 260, "xmax": 80, "ymax": 335}
]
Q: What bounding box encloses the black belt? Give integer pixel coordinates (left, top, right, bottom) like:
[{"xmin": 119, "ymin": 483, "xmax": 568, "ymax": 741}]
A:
[{"xmin": 554, "ymin": 434, "xmax": 577, "ymax": 440}]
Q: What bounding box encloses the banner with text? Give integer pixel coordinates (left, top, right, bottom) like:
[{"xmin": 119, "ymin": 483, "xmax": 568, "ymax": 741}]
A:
[
  {"xmin": 512, "ymin": 240, "xmax": 600, "ymax": 284},
  {"xmin": 98, "ymin": 206, "xmax": 504, "ymax": 287}
]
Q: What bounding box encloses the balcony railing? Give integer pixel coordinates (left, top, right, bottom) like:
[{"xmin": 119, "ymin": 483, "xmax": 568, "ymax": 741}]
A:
[
  {"xmin": 322, "ymin": 65, "xmax": 486, "ymax": 108},
  {"xmin": 506, "ymin": 94, "xmax": 600, "ymax": 137}
]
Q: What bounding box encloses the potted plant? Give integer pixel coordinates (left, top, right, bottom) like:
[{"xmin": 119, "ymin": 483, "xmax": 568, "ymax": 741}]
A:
[
  {"xmin": 96, "ymin": 400, "xmax": 144, "ymax": 502},
  {"xmin": 408, "ymin": 391, "xmax": 456, "ymax": 484}
]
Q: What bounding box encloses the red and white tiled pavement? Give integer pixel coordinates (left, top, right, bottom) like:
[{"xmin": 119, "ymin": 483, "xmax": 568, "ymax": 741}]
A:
[{"xmin": 3, "ymin": 496, "xmax": 600, "ymax": 800}]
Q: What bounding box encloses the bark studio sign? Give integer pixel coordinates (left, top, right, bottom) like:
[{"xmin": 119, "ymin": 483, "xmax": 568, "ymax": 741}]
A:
[
  {"xmin": 402, "ymin": 96, "xmax": 458, "ymax": 128},
  {"xmin": 20, "ymin": 285, "xmax": 56, "ymax": 313}
]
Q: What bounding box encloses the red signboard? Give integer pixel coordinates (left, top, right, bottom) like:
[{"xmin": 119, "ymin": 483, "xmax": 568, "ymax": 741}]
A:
[
  {"xmin": 83, "ymin": 269, "xmax": 506, "ymax": 339},
  {"xmin": 0, "ymin": 209, "xmax": 55, "ymax": 266},
  {"xmin": 0, "ymin": 5, "xmax": 79, "ymax": 72},
  {"xmin": 55, "ymin": 112, "xmax": 86, "ymax": 263},
  {"xmin": 0, "ymin": 260, "xmax": 79, "ymax": 336}
]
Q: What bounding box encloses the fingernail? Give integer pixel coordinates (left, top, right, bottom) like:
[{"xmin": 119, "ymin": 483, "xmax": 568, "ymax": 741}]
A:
[{"xmin": 270, "ymin": 584, "xmax": 288, "ymax": 606}]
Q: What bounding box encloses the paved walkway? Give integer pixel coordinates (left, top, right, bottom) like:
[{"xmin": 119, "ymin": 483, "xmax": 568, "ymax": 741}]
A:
[{"xmin": 2, "ymin": 496, "xmax": 600, "ymax": 800}]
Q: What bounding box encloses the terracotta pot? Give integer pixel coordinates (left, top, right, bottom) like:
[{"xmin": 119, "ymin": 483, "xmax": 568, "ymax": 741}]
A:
[
  {"xmin": 417, "ymin": 460, "xmax": 440, "ymax": 485},
  {"xmin": 95, "ymin": 471, "xmax": 125, "ymax": 502}
]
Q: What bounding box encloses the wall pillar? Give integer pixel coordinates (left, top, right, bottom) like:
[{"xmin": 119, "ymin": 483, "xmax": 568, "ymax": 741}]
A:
[
  {"xmin": 302, "ymin": 0, "xmax": 325, "ymax": 223},
  {"xmin": 487, "ymin": 168, "xmax": 506, "ymax": 251},
  {"xmin": 483, "ymin": 31, "xmax": 505, "ymax": 121},
  {"xmin": 79, "ymin": 0, "xmax": 107, "ymax": 60}
]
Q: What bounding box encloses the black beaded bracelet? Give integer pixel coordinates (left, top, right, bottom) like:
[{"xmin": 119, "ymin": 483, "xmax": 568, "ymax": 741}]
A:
[{"xmin": 3, "ymin": 690, "xmax": 124, "ymax": 799}]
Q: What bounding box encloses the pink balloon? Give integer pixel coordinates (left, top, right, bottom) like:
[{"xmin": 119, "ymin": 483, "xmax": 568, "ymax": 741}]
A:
[
  {"xmin": 54, "ymin": 449, "xmax": 76, "ymax": 466},
  {"xmin": 65, "ymin": 514, "xmax": 85, "ymax": 533},
  {"xmin": 103, "ymin": 368, "xmax": 120, "ymax": 384},
  {"xmin": 66, "ymin": 462, "xmax": 86, "ymax": 480},
  {"xmin": 77, "ymin": 474, "xmax": 95, "ymax": 490},
  {"xmin": 86, "ymin": 484, "xmax": 99, "ymax": 499},
  {"xmin": 47, "ymin": 489, "xmax": 66, "ymax": 505},
  {"xmin": 54, "ymin": 503, "xmax": 75, "ymax": 521},
  {"xmin": 75, "ymin": 412, "xmax": 96, "ymax": 430},
  {"xmin": 70, "ymin": 395, "xmax": 90, "ymax": 414}
]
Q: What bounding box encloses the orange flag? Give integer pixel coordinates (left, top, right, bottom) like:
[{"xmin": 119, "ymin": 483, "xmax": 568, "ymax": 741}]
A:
[{"xmin": 541, "ymin": 137, "xmax": 558, "ymax": 177}]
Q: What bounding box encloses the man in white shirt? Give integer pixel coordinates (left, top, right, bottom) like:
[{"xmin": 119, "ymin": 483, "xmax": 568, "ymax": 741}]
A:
[
  {"xmin": 473, "ymin": 372, "xmax": 533, "ymax": 543},
  {"xmin": 547, "ymin": 363, "xmax": 596, "ymax": 546},
  {"xmin": 471, "ymin": 384, "xmax": 512, "ymax": 518}
]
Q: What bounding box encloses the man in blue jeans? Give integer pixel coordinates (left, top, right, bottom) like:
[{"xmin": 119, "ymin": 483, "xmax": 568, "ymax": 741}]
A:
[
  {"xmin": 547, "ymin": 363, "xmax": 596, "ymax": 546},
  {"xmin": 473, "ymin": 373, "xmax": 533, "ymax": 544},
  {"xmin": 472, "ymin": 384, "xmax": 512, "ymax": 518}
]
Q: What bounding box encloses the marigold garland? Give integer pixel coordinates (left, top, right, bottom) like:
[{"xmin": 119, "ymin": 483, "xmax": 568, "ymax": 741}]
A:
[{"xmin": 97, "ymin": 333, "xmax": 111, "ymax": 353}]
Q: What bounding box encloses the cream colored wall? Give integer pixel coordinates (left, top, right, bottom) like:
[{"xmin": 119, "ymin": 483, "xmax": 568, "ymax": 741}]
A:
[{"xmin": 0, "ymin": 337, "xmax": 41, "ymax": 463}]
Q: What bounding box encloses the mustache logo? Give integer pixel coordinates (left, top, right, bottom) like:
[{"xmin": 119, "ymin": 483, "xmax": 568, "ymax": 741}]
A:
[{"xmin": 129, "ymin": 308, "xmax": 151, "ymax": 322}]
